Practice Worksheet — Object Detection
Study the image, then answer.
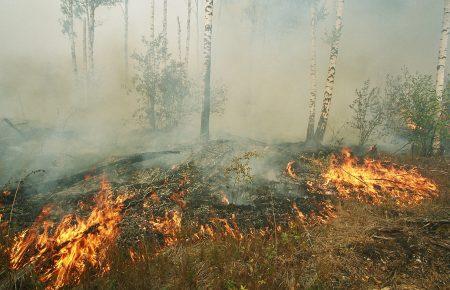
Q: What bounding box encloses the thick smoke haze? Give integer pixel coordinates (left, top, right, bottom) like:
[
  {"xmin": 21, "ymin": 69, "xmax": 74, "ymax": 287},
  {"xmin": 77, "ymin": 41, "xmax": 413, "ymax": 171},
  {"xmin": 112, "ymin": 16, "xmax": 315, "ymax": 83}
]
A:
[{"xmin": 0, "ymin": 0, "xmax": 446, "ymax": 182}]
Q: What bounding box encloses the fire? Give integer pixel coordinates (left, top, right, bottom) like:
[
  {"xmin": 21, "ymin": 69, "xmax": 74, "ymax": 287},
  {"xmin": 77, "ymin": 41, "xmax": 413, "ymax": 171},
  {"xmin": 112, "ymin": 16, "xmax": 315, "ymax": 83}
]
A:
[
  {"xmin": 323, "ymin": 148, "xmax": 438, "ymax": 206},
  {"xmin": 149, "ymin": 210, "xmax": 182, "ymax": 247},
  {"xmin": 286, "ymin": 161, "xmax": 299, "ymax": 179},
  {"xmin": 9, "ymin": 178, "xmax": 127, "ymax": 289},
  {"xmin": 220, "ymin": 192, "xmax": 230, "ymax": 205}
]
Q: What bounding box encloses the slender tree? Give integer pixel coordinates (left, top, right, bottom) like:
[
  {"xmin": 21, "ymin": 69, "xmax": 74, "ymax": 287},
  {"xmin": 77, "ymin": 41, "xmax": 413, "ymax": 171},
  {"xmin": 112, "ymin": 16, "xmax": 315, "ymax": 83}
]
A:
[
  {"xmin": 306, "ymin": 2, "xmax": 318, "ymax": 141},
  {"xmin": 186, "ymin": 0, "xmax": 192, "ymax": 66},
  {"xmin": 150, "ymin": 0, "xmax": 155, "ymax": 40},
  {"xmin": 79, "ymin": 0, "xmax": 120, "ymax": 74},
  {"xmin": 148, "ymin": 0, "xmax": 156, "ymax": 129},
  {"xmin": 123, "ymin": 0, "xmax": 129, "ymax": 76},
  {"xmin": 314, "ymin": 0, "xmax": 344, "ymax": 143},
  {"xmin": 61, "ymin": 0, "xmax": 78, "ymax": 75},
  {"xmin": 177, "ymin": 16, "xmax": 182, "ymax": 62},
  {"xmin": 200, "ymin": 0, "xmax": 214, "ymax": 140},
  {"xmin": 433, "ymin": 0, "xmax": 450, "ymax": 154},
  {"xmin": 162, "ymin": 0, "xmax": 168, "ymax": 62},
  {"xmin": 83, "ymin": 17, "xmax": 88, "ymax": 72}
]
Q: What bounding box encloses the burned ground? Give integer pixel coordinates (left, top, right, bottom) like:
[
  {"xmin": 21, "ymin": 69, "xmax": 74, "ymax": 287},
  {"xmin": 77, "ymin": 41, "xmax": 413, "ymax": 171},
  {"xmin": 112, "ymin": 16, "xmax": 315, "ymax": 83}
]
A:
[{"xmin": 0, "ymin": 139, "xmax": 448, "ymax": 289}]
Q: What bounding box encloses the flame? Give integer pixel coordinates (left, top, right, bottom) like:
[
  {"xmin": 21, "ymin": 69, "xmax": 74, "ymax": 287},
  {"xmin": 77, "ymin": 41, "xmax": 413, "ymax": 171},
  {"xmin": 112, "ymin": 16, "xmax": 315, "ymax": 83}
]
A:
[
  {"xmin": 323, "ymin": 148, "xmax": 438, "ymax": 206},
  {"xmin": 149, "ymin": 210, "xmax": 182, "ymax": 247},
  {"xmin": 9, "ymin": 179, "xmax": 127, "ymax": 289},
  {"xmin": 286, "ymin": 161, "xmax": 299, "ymax": 179},
  {"xmin": 194, "ymin": 214, "xmax": 243, "ymax": 241},
  {"xmin": 220, "ymin": 192, "xmax": 230, "ymax": 205}
]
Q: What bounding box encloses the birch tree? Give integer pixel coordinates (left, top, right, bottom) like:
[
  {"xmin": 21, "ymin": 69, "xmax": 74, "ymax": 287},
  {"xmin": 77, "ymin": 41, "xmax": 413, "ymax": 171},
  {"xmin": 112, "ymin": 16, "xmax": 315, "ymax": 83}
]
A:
[
  {"xmin": 123, "ymin": 0, "xmax": 129, "ymax": 76},
  {"xmin": 200, "ymin": 0, "xmax": 214, "ymax": 140},
  {"xmin": 61, "ymin": 0, "xmax": 78, "ymax": 75},
  {"xmin": 79, "ymin": 0, "xmax": 120, "ymax": 74},
  {"xmin": 148, "ymin": 0, "xmax": 156, "ymax": 128},
  {"xmin": 186, "ymin": 0, "xmax": 192, "ymax": 66},
  {"xmin": 306, "ymin": 1, "xmax": 326, "ymax": 141},
  {"xmin": 162, "ymin": 0, "xmax": 168, "ymax": 62},
  {"xmin": 433, "ymin": 0, "xmax": 450, "ymax": 154},
  {"xmin": 177, "ymin": 16, "xmax": 182, "ymax": 62},
  {"xmin": 314, "ymin": 0, "xmax": 344, "ymax": 143}
]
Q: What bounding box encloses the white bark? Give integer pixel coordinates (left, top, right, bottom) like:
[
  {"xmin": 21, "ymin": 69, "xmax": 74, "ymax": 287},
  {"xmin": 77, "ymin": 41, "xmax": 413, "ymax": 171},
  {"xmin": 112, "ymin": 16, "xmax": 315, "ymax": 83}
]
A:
[
  {"xmin": 200, "ymin": 0, "xmax": 213, "ymax": 140},
  {"xmin": 162, "ymin": 0, "xmax": 168, "ymax": 62},
  {"xmin": 314, "ymin": 0, "xmax": 344, "ymax": 143},
  {"xmin": 150, "ymin": 0, "xmax": 155, "ymax": 40},
  {"xmin": 186, "ymin": 0, "xmax": 192, "ymax": 66},
  {"xmin": 433, "ymin": 0, "xmax": 450, "ymax": 154},
  {"xmin": 306, "ymin": 3, "xmax": 317, "ymax": 141},
  {"xmin": 177, "ymin": 16, "xmax": 182, "ymax": 62},
  {"xmin": 69, "ymin": 0, "xmax": 77, "ymax": 75},
  {"xmin": 124, "ymin": 0, "xmax": 129, "ymax": 76}
]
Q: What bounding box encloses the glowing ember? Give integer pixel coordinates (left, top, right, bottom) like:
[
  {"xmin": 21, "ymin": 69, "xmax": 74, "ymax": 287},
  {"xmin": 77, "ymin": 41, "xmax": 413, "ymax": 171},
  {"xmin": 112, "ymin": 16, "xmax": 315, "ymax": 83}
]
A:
[
  {"xmin": 149, "ymin": 210, "xmax": 182, "ymax": 247},
  {"xmin": 286, "ymin": 161, "xmax": 299, "ymax": 179},
  {"xmin": 220, "ymin": 192, "xmax": 230, "ymax": 205},
  {"xmin": 9, "ymin": 179, "xmax": 127, "ymax": 290},
  {"xmin": 323, "ymin": 148, "xmax": 438, "ymax": 206}
]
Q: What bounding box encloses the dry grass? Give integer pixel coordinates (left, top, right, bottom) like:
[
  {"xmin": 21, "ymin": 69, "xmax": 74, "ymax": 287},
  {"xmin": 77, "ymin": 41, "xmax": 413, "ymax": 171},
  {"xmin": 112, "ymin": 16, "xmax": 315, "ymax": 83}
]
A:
[{"xmin": 1, "ymin": 155, "xmax": 448, "ymax": 290}]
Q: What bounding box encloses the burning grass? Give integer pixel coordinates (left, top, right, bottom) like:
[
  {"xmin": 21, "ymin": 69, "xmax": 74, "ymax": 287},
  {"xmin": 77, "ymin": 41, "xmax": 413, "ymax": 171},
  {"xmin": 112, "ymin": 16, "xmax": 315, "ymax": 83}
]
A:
[
  {"xmin": 322, "ymin": 148, "xmax": 439, "ymax": 206},
  {"xmin": 0, "ymin": 143, "xmax": 447, "ymax": 289},
  {"xmin": 7, "ymin": 178, "xmax": 130, "ymax": 289}
]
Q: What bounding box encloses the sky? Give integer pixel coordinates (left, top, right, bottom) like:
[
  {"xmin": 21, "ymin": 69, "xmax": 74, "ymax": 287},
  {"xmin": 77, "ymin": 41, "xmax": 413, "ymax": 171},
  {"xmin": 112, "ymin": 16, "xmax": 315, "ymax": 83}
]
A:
[{"xmin": 0, "ymin": 0, "xmax": 447, "ymax": 143}]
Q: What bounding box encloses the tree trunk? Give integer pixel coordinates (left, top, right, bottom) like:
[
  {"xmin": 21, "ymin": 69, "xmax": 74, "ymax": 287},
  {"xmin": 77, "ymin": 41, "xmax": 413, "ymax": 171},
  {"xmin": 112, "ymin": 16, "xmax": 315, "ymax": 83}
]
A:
[
  {"xmin": 195, "ymin": 0, "xmax": 200, "ymax": 74},
  {"xmin": 186, "ymin": 0, "xmax": 192, "ymax": 66},
  {"xmin": 177, "ymin": 16, "xmax": 182, "ymax": 62},
  {"xmin": 69, "ymin": 0, "xmax": 78, "ymax": 75},
  {"xmin": 162, "ymin": 0, "xmax": 168, "ymax": 63},
  {"xmin": 149, "ymin": 0, "xmax": 156, "ymax": 129},
  {"xmin": 200, "ymin": 0, "xmax": 213, "ymax": 141},
  {"xmin": 150, "ymin": 0, "xmax": 155, "ymax": 40},
  {"xmin": 124, "ymin": 0, "xmax": 129, "ymax": 76},
  {"xmin": 314, "ymin": 0, "xmax": 344, "ymax": 143},
  {"xmin": 83, "ymin": 17, "xmax": 88, "ymax": 72},
  {"xmin": 87, "ymin": 6, "xmax": 95, "ymax": 73},
  {"xmin": 83, "ymin": 16, "xmax": 88, "ymax": 101},
  {"xmin": 433, "ymin": 0, "xmax": 450, "ymax": 154},
  {"xmin": 306, "ymin": 3, "xmax": 317, "ymax": 141}
]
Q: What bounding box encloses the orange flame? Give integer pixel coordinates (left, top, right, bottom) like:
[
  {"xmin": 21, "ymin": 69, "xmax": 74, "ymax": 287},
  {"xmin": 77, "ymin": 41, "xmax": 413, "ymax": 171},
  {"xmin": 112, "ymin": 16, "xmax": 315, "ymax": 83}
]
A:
[
  {"xmin": 286, "ymin": 161, "xmax": 299, "ymax": 179},
  {"xmin": 323, "ymin": 148, "xmax": 438, "ymax": 206},
  {"xmin": 149, "ymin": 210, "xmax": 182, "ymax": 247},
  {"xmin": 9, "ymin": 179, "xmax": 127, "ymax": 289}
]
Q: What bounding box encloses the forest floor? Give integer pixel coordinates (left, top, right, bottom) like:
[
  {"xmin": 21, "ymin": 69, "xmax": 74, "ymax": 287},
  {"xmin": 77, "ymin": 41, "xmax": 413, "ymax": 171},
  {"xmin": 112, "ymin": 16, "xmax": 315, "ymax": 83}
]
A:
[{"xmin": 0, "ymin": 139, "xmax": 448, "ymax": 289}]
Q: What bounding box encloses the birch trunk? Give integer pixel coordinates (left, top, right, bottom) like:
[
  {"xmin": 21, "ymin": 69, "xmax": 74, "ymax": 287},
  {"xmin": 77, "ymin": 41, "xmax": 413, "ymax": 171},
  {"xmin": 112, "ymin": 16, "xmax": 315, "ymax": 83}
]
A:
[
  {"xmin": 177, "ymin": 16, "xmax": 182, "ymax": 62},
  {"xmin": 195, "ymin": 0, "xmax": 200, "ymax": 74},
  {"xmin": 314, "ymin": 0, "xmax": 344, "ymax": 143},
  {"xmin": 69, "ymin": 0, "xmax": 78, "ymax": 75},
  {"xmin": 87, "ymin": 6, "xmax": 95, "ymax": 73},
  {"xmin": 200, "ymin": 0, "xmax": 213, "ymax": 140},
  {"xmin": 83, "ymin": 17, "xmax": 87, "ymax": 72},
  {"xmin": 83, "ymin": 17, "xmax": 88, "ymax": 101},
  {"xmin": 433, "ymin": 0, "xmax": 450, "ymax": 154},
  {"xmin": 186, "ymin": 0, "xmax": 192, "ymax": 66},
  {"xmin": 124, "ymin": 0, "xmax": 129, "ymax": 76},
  {"xmin": 150, "ymin": 0, "xmax": 155, "ymax": 40},
  {"xmin": 162, "ymin": 0, "xmax": 168, "ymax": 63},
  {"xmin": 149, "ymin": 0, "xmax": 156, "ymax": 129},
  {"xmin": 306, "ymin": 4, "xmax": 317, "ymax": 141}
]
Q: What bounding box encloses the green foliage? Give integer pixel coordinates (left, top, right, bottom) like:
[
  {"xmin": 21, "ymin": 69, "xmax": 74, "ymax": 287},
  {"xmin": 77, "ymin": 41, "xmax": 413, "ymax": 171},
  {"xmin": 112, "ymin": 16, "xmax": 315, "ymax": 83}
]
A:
[
  {"xmin": 348, "ymin": 80, "xmax": 384, "ymax": 148},
  {"xmin": 132, "ymin": 34, "xmax": 192, "ymax": 131},
  {"xmin": 384, "ymin": 69, "xmax": 442, "ymax": 156}
]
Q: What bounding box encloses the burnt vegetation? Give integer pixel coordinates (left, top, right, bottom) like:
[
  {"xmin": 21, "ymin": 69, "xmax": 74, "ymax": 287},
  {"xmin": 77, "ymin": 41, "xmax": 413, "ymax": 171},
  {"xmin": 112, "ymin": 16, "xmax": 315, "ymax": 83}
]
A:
[{"xmin": 0, "ymin": 0, "xmax": 449, "ymax": 290}]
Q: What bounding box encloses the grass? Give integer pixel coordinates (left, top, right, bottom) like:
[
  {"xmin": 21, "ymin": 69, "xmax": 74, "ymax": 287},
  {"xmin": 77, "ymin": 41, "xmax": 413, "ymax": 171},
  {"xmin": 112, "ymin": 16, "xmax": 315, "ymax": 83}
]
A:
[{"xmin": 1, "ymin": 155, "xmax": 448, "ymax": 289}]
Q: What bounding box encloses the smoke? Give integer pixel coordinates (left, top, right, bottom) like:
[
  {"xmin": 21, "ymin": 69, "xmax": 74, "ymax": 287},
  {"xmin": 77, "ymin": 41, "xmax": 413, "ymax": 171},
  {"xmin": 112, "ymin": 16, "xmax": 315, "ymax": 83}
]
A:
[{"xmin": 0, "ymin": 0, "xmax": 446, "ymax": 183}]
